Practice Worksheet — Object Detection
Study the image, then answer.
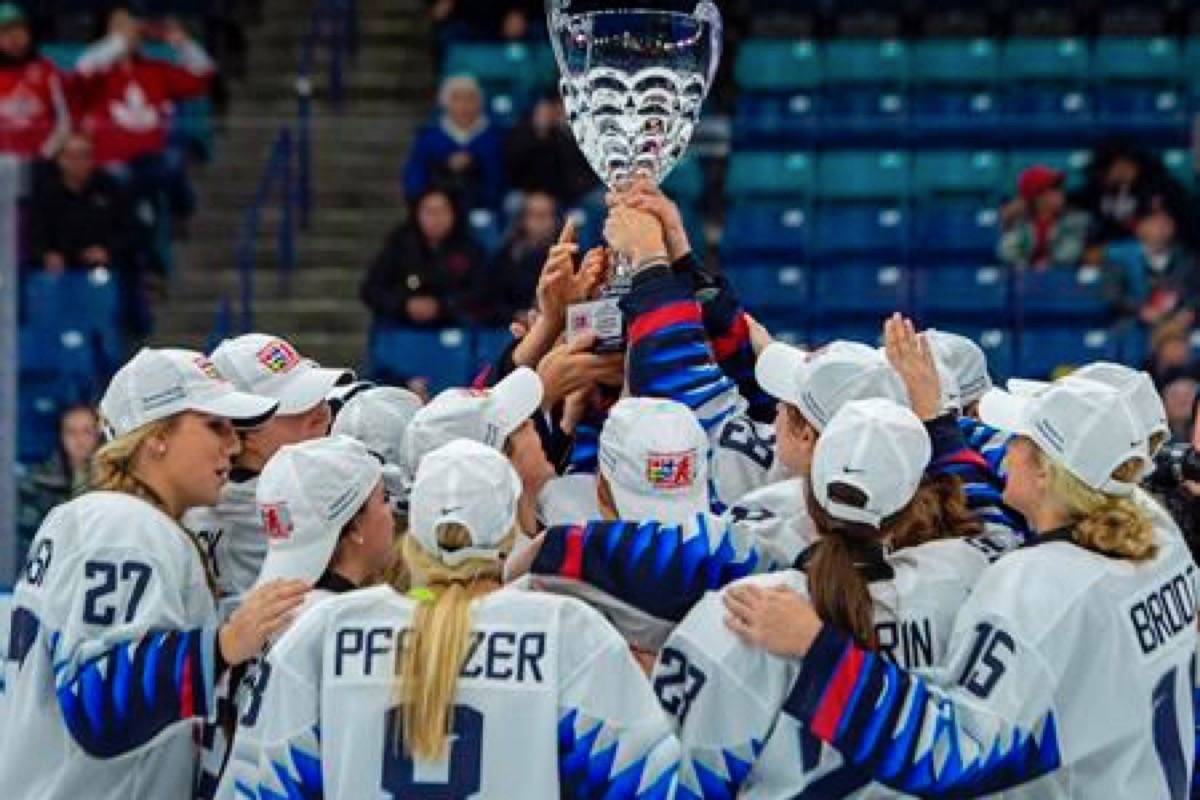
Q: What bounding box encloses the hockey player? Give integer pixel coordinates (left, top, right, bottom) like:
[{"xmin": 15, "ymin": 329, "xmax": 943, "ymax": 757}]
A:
[
  {"xmin": 184, "ymin": 333, "xmax": 351, "ymax": 618},
  {"xmin": 656, "ymin": 397, "xmax": 989, "ymax": 797},
  {"xmin": 726, "ymin": 377, "xmax": 1197, "ymax": 797},
  {"xmin": 240, "ymin": 439, "xmax": 680, "ymax": 798},
  {"xmin": 0, "ymin": 348, "xmax": 307, "ymax": 800}
]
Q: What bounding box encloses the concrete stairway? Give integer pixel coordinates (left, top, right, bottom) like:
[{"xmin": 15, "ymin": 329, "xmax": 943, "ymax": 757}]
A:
[{"xmin": 151, "ymin": 0, "xmax": 434, "ymax": 369}]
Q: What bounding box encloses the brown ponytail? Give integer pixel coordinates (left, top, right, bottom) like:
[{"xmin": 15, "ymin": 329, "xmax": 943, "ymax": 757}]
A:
[{"xmin": 804, "ymin": 483, "xmax": 882, "ymax": 648}]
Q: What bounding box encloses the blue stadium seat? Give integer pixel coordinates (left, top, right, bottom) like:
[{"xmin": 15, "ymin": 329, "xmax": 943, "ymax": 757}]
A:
[
  {"xmin": 817, "ymin": 88, "xmax": 907, "ymax": 145},
  {"xmin": 811, "ymin": 205, "xmax": 908, "ymax": 259},
  {"xmin": 815, "ymin": 151, "xmax": 910, "ymax": 202},
  {"xmin": 368, "ymin": 326, "xmax": 475, "ymax": 390},
  {"xmin": 725, "ymin": 152, "xmax": 814, "ymax": 201},
  {"xmin": 473, "ymin": 327, "xmax": 515, "ymax": 375},
  {"xmin": 1017, "ymin": 326, "xmax": 1117, "ymax": 379},
  {"xmin": 912, "ymin": 264, "xmax": 1010, "ymax": 322},
  {"xmin": 812, "ymin": 263, "xmax": 907, "ymax": 317},
  {"xmin": 734, "ymin": 264, "xmax": 809, "ymax": 319},
  {"xmin": 914, "ymin": 201, "xmax": 1000, "ymax": 260},
  {"xmin": 723, "ymin": 205, "xmax": 808, "ymax": 259},
  {"xmin": 1000, "ymin": 38, "xmax": 1089, "ymax": 85},
  {"xmin": 662, "ymin": 156, "xmax": 704, "ymax": 207},
  {"xmin": 735, "ymin": 40, "xmax": 822, "ymax": 92},
  {"xmin": 806, "ymin": 321, "xmax": 886, "ymax": 349},
  {"xmin": 823, "ymin": 40, "xmax": 909, "ymax": 85},
  {"xmin": 959, "ymin": 327, "xmax": 1015, "ymax": 381},
  {"xmin": 1093, "ymin": 38, "xmax": 1181, "ymax": 84},
  {"xmin": 909, "ymin": 89, "xmax": 1001, "ymax": 145},
  {"xmin": 18, "ymin": 381, "xmax": 62, "ymax": 465},
  {"xmin": 1015, "ymin": 266, "xmax": 1108, "ymax": 319},
  {"xmin": 1095, "ymin": 87, "xmax": 1187, "ymax": 144},
  {"xmin": 22, "ymin": 269, "xmax": 122, "ymax": 372},
  {"xmin": 733, "ymin": 93, "xmax": 819, "ymax": 147},
  {"xmin": 911, "ymin": 39, "xmax": 999, "ymax": 86},
  {"xmin": 913, "ymin": 150, "xmax": 1004, "ymax": 199},
  {"xmin": 467, "ymin": 208, "xmax": 503, "ymax": 254},
  {"xmin": 1002, "ymin": 88, "xmax": 1095, "ymax": 145},
  {"xmin": 19, "ymin": 327, "xmax": 101, "ymax": 403}
]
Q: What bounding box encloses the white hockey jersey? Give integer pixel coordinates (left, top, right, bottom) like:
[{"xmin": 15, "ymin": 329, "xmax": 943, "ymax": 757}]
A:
[
  {"xmin": 183, "ymin": 473, "xmax": 264, "ymax": 620},
  {"xmin": 724, "ymin": 477, "xmax": 817, "ymax": 565},
  {"xmin": 655, "ymin": 538, "xmax": 989, "ymax": 798},
  {"xmin": 238, "ymin": 584, "xmax": 680, "ymax": 799},
  {"xmin": 782, "ymin": 521, "xmax": 1199, "ymax": 798},
  {"xmin": 0, "ymin": 491, "xmax": 220, "ymax": 800}
]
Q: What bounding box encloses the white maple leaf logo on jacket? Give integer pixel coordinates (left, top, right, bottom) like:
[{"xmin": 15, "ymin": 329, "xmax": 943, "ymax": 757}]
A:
[
  {"xmin": 108, "ymin": 83, "xmax": 162, "ymax": 132},
  {"xmin": 0, "ymin": 84, "xmax": 45, "ymax": 128}
]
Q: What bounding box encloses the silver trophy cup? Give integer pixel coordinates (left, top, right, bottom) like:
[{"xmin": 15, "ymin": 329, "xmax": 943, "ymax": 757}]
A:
[{"xmin": 548, "ymin": 0, "xmax": 722, "ymax": 295}]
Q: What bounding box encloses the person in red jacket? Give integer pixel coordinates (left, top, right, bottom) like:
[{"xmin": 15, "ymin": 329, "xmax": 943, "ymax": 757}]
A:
[
  {"xmin": 74, "ymin": 5, "xmax": 213, "ymax": 220},
  {"xmin": 0, "ymin": 2, "xmax": 70, "ymax": 160}
]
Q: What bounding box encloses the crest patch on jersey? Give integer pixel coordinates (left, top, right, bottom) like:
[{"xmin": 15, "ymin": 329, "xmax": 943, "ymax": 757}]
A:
[
  {"xmin": 646, "ymin": 450, "xmax": 696, "ymax": 490},
  {"xmin": 261, "ymin": 501, "xmax": 295, "ymax": 540},
  {"xmin": 257, "ymin": 339, "xmax": 301, "ymax": 374}
]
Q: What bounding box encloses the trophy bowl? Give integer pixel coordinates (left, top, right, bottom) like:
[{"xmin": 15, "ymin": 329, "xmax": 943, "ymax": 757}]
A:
[{"xmin": 547, "ymin": 0, "xmax": 723, "ymax": 191}]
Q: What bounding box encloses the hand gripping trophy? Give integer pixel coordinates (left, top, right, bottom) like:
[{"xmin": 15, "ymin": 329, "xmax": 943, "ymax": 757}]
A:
[{"xmin": 548, "ymin": 0, "xmax": 722, "ymax": 346}]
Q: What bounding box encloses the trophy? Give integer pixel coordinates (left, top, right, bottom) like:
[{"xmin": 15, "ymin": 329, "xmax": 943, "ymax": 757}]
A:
[{"xmin": 548, "ymin": 0, "xmax": 722, "ymax": 350}]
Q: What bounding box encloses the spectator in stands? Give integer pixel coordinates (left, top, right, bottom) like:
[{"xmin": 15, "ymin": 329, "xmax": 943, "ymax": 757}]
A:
[
  {"xmin": 361, "ymin": 187, "xmax": 488, "ymax": 327},
  {"xmin": 488, "ymin": 190, "xmax": 560, "ymax": 321},
  {"xmin": 429, "ymin": 0, "xmax": 542, "ymax": 51},
  {"xmin": 504, "ymin": 95, "xmax": 597, "ymax": 207},
  {"xmin": 16, "ymin": 404, "xmax": 99, "ymax": 566},
  {"xmin": 0, "ymin": 2, "xmax": 69, "ymax": 160},
  {"xmin": 1143, "ymin": 319, "xmax": 1198, "ymax": 389},
  {"xmin": 1074, "ymin": 139, "xmax": 1195, "ymax": 247},
  {"xmin": 74, "ymin": 5, "xmax": 214, "ymax": 222},
  {"xmin": 1102, "ymin": 198, "xmax": 1199, "ymax": 328},
  {"xmin": 29, "ymin": 133, "xmax": 131, "ymax": 273},
  {"xmin": 403, "ymin": 74, "xmax": 504, "ymax": 210},
  {"xmin": 997, "ymin": 164, "xmax": 1090, "ymax": 270},
  {"xmin": 1164, "ymin": 377, "xmax": 1198, "ymax": 443}
]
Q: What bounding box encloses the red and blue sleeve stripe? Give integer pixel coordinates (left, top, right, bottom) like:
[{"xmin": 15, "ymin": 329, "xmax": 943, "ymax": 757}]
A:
[{"xmin": 782, "ymin": 627, "xmax": 1061, "ymax": 797}]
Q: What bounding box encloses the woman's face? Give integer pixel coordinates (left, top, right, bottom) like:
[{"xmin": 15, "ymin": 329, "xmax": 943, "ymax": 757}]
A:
[
  {"xmin": 1001, "ymin": 436, "xmax": 1045, "ymax": 519},
  {"xmin": 353, "ymin": 481, "xmax": 397, "ymax": 573},
  {"xmin": 157, "ymin": 412, "xmax": 241, "ymax": 510},
  {"xmin": 521, "ymin": 193, "xmax": 558, "ymax": 244},
  {"xmin": 0, "ymin": 22, "xmax": 31, "ymax": 60},
  {"xmin": 61, "ymin": 408, "xmax": 100, "ymax": 468},
  {"xmin": 446, "ymin": 85, "xmax": 482, "ymax": 129},
  {"xmin": 775, "ymin": 403, "xmax": 816, "ymax": 477},
  {"xmin": 418, "ymin": 193, "xmax": 455, "ymax": 244},
  {"xmin": 243, "ymin": 400, "xmax": 331, "ymax": 466}
]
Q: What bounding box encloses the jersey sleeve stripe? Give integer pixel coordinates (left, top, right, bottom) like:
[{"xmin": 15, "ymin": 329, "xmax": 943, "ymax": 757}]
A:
[
  {"xmin": 562, "ymin": 526, "xmax": 585, "ymax": 581},
  {"xmin": 810, "ymin": 639, "xmax": 866, "ymax": 742},
  {"xmin": 629, "ymin": 301, "xmax": 703, "ymax": 346}
]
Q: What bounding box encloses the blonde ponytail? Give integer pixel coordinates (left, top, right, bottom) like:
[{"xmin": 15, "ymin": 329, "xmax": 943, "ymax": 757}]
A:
[
  {"xmin": 394, "ymin": 524, "xmax": 512, "ymax": 761},
  {"xmin": 1043, "ymin": 455, "xmax": 1157, "ymax": 561}
]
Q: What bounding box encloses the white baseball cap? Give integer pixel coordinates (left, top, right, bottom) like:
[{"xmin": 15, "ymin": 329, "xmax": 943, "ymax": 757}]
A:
[
  {"xmin": 926, "ymin": 330, "xmax": 993, "ymax": 407},
  {"xmin": 598, "ymin": 397, "xmax": 710, "ymax": 526},
  {"xmin": 874, "ymin": 344, "xmax": 962, "ymax": 414},
  {"xmin": 409, "ymin": 439, "xmax": 523, "ymax": 567},
  {"xmin": 99, "ymin": 348, "xmax": 278, "ymax": 439},
  {"xmin": 403, "ymin": 367, "xmax": 543, "ymax": 472},
  {"xmin": 979, "ymin": 379, "xmax": 1147, "ymax": 496},
  {"xmin": 332, "ymin": 386, "xmax": 424, "ymax": 509},
  {"xmin": 1009, "ymin": 362, "xmax": 1168, "ymax": 453},
  {"xmin": 254, "ymin": 435, "xmax": 383, "ymax": 586},
  {"xmin": 211, "ymin": 333, "xmax": 353, "ymax": 416},
  {"xmin": 755, "ymin": 340, "xmax": 909, "ymax": 431},
  {"xmin": 811, "ymin": 398, "xmax": 932, "ymax": 527}
]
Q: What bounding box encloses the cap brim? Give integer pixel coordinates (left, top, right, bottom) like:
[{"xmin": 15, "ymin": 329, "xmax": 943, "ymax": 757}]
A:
[
  {"xmin": 608, "ymin": 481, "xmax": 707, "ymax": 527},
  {"xmin": 253, "ymin": 528, "xmax": 339, "ymax": 587},
  {"xmin": 977, "ymin": 388, "xmax": 1034, "ymax": 436},
  {"xmin": 275, "ymin": 367, "xmax": 353, "ymax": 415},
  {"xmin": 191, "ymin": 390, "xmax": 279, "ymax": 429},
  {"xmin": 491, "ymin": 367, "xmax": 543, "ymax": 438},
  {"xmin": 755, "ymin": 342, "xmax": 805, "ymax": 405}
]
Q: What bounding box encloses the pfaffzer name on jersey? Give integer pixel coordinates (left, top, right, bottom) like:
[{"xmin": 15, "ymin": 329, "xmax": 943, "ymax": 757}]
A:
[{"xmin": 333, "ymin": 625, "xmax": 548, "ymax": 683}]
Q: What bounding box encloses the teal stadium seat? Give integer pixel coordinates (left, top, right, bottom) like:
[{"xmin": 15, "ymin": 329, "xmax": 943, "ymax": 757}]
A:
[
  {"xmin": 913, "ymin": 150, "xmax": 1004, "ymax": 198},
  {"xmin": 1161, "ymin": 149, "xmax": 1195, "ymax": 189},
  {"xmin": 823, "ymin": 39, "xmax": 909, "ymax": 85},
  {"xmin": 1184, "ymin": 38, "xmax": 1200, "ymax": 91},
  {"xmin": 725, "ymin": 151, "xmax": 814, "ymax": 201},
  {"xmin": 911, "ymin": 39, "xmax": 999, "ymax": 86},
  {"xmin": 662, "ymin": 155, "xmax": 704, "ymax": 207},
  {"xmin": 1092, "ymin": 37, "xmax": 1181, "ymax": 84},
  {"xmin": 1001, "ymin": 38, "xmax": 1089, "ymax": 84},
  {"xmin": 815, "ymin": 151, "xmax": 910, "ymax": 201},
  {"xmin": 444, "ymin": 42, "xmax": 556, "ymax": 105},
  {"xmin": 734, "ymin": 40, "xmax": 821, "ymax": 92},
  {"xmin": 1004, "ymin": 149, "xmax": 1091, "ymax": 189}
]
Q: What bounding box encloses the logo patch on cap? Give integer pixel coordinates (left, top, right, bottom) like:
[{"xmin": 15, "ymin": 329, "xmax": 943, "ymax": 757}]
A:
[
  {"xmin": 194, "ymin": 355, "xmax": 222, "ymax": 381},
  {"xmin": 646, "ymin": 450, "xmax": 696, "ymax": 490},
  {"xmin": 257, "ymin": 340, "xmax": 301, "ymax": 374},
  {"xmin": 261, "ymin": 502, "xmax": 294, "ymax": 541}
]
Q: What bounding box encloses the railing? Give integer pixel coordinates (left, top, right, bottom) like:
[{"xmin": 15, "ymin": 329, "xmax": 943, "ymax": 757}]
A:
[{"xmin": 219, "ymin": 0, "xmax": 358, "ymax": 337}]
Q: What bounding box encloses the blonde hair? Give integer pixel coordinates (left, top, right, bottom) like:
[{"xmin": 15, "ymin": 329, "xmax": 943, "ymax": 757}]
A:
[
  {"xmin": 1040, "ymin": 453, "xmax": 1157, "ymax": 561},
  {"xmin": 92, "ymin": 418, "xmax": 179, "ymax": 508},
  {"xmin": 394, "ymin": 523, "xmax": 513, "ymax": 761}
]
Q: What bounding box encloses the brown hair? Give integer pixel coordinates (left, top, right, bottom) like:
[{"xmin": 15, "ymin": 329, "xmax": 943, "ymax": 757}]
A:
[
  {"xmin": 393, "ymin": 524, "xmax": 512, "ymax": 761},
  {"xmin": 803, "ymin": 474, "xmax": 979, "ymax": 648}
]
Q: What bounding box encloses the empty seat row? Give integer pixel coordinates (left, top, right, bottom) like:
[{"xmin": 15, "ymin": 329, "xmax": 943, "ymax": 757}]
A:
[{"xmin": 736, "ymin": 37, "xmax": 1199, "ymax": 92}]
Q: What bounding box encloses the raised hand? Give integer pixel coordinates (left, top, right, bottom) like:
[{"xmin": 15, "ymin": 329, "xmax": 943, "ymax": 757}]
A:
[{"xmin": 883, "ymin": 313, "xmax": 941, "ymax": 421}]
